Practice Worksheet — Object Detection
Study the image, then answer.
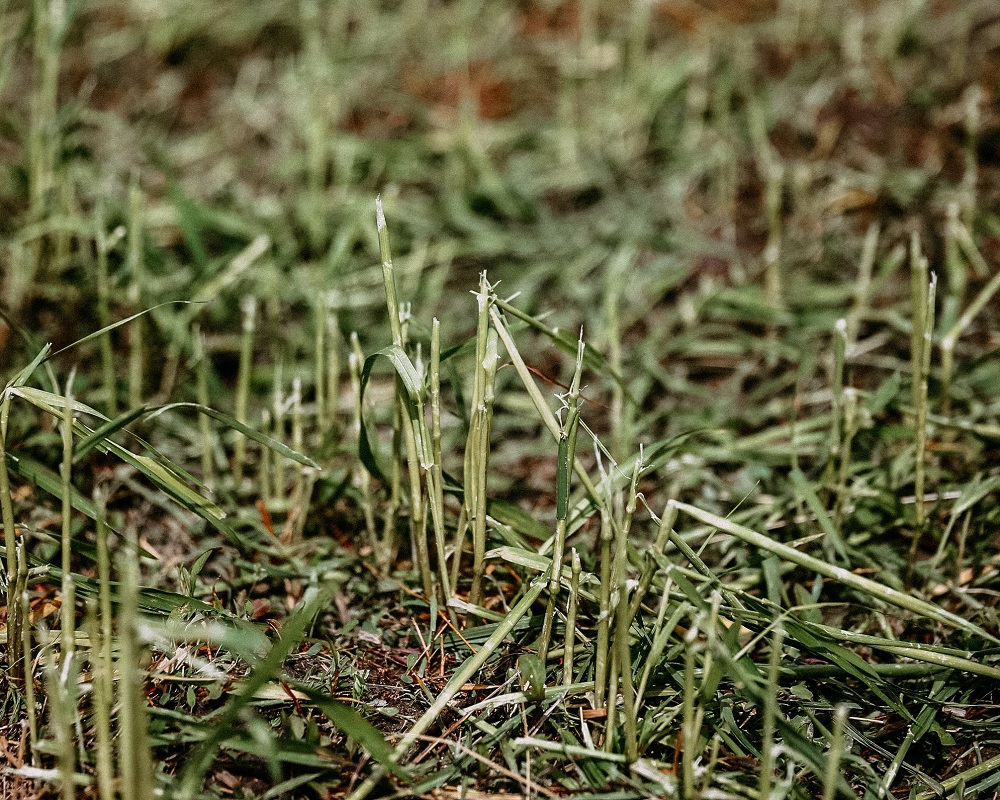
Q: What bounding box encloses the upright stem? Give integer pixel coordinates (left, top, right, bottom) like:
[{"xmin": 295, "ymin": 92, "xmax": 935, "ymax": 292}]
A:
[
  {"xmin": 325, "ymin": 304, "xmax": 341, "ymax": 437},
  {"xmin": 758, "ymin": 624, "xmax": 785, "ymax": 800},
  {"xmin": 822, "ymin": 705, "xmax": 849, "ymax": 800},
  {"xmin": 605, "ymin": 250, "xmax": 628, "ymax": 462},
  {"xmin": 538, "ymin": 333, "xmax": 585, "ymax": 664},
  {"xmin": 1, "ymin": 391, "xmax": 16, "ymax": 582},
  {"xmin": 608, "ymin": 457, "xmax": 641, "ymax": 758},
  {"xmin": 908, "ymin": 274, "xmax": 937, "ymax": 585},
  {"xmin": 376, "ymin": 197, "xmax": 432, "ymax": 598},
  {"xmin": 349, "ymin": 334, "xmax": 377, "ymax": 544},
  {"xmin": 290, "ymin": 377, "xmax": 306, "ymax": 541},
  {"xmin": 428, "ymin": 319, "xmax": 452, "ymax": 606},
  {"xmin": 377, "ymin": 197, "xmax": 402, "ymax": 348},
  {"xmin": 271, "ymin": 357, "xmax": 286, "ymax": 503},
  {"xmin": 470, "ymin": 324, "xmax": 498, "ymax": 608},
  {"xmin": 60, "ymin": 370, "xmax": 75, "ymax": 652},
  {"xmin": 28, "ymin": 0, "xmax": 63, "ymax": 219},
  {"xmin": 594, "ymin": 508, "xmax": 613, "ymax": 710},
  {"xmin": 19, "ymin": 546, "xmax": 36, "ymax": 752},
  {"xmin": 118, "ymin": 543, "xmax": 153, "ymax": 800},
  {"xmin": 194, "ymin": 328, "xmax": 215, "ymax": 489},
  {"xmin": 127, "ymin": 179, "xmax": 145, "ymax": 409},
  {"xmin": 233, "ymin": 296, "xmax": 257, "ymax": 487},
  {"xmin": 563, "ymin": 549, "xmax": 581, "ymax": 686},
  {"xmin": 95, "ymin": 202, "xmax": 117, "ymax": 417},
  {"xmin": 94, "ymin": 489, "xmax": 114, "ymax": 707},
  {"xmin": 465, "ymin": 274, "xmax": 490, "ymax": 606},
  {"xmin": 87, "ymin": 598, "xmax": 114, "ymax": 798}
]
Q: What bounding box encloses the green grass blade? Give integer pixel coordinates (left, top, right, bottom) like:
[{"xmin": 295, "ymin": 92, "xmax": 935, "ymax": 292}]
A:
[
  {"xmin": 287, "ymin": 684, "xmax": 409, "ymax": 781},
  {"xmin": 357, "ymin": 345, "xmax": 426, "ymax": 483},
  {"xmin": 671, "ymin": 500, "xmax": 999, "ymax": 643},
  {"xmin": 74, "ymin": 402, "xmax": 320, "ymax": 468}
]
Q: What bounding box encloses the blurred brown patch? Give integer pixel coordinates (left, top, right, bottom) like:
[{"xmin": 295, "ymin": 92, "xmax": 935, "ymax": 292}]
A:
[
  {"xmin": 818, "ymin": 88, "xmax": 898, "ymax": 155},
  {"xmin": 403, "ymin": 59, "xmax": 514, "ymax": 121},
  {"xmin": 656, "ymin": 0, "xmax": 777, "ymax": 34},
  {"xmin": 518, "ymin": 0, "xmax": 580, "ymax": 37},
  {"xmin": 62, "ymin": 9, "xmax": 157, "ymax": 113}
]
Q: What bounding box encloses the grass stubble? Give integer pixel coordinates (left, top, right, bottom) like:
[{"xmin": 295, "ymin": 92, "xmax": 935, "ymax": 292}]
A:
[{"xmin": 2, "ymin": 1, "xmax": 1000, "ymax": 799}]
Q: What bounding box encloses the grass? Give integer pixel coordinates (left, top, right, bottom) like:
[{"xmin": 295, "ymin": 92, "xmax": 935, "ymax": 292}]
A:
[{"xmin": 3, "ymin": 0, "xmax": 1000, "ymax": 798}]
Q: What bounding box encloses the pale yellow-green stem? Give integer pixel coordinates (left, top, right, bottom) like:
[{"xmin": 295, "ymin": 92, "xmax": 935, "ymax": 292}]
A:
[
  {"xmin": 19, "ymin": 546, "xmax": 37, "ymax": 757},
  {"xmin": 538, "ymin": 332, "xmax": 585, "ymax": 664},
  {"xmin": 60, "ymin": 371, "xmax": 75, "ymax": 652},
  {"xmin": 1, "ymin": 391, "xmax": 16, "ymax": 582},
  {"xmin": 428, "ymin": 318, "xmax": 453, "ymax": 608},
  {"xmin": 193, "ymin": 328, "xmax": 215, "ymax": 490},
  {"xmin": 757, "ymin": 623, "xmax": 785, "ymax": 800},
  {"xmin": 233, "ymin": 295, "xmax": 257, "ymax": 487},
  {"xmin": 127, "ymin": 179, "xmax": 145, "ymax": 410},
  {"xmin": 376, "ymin": 197, "xmax": 433, "ymax": 598},
  {"xmin": 94, "ymin": 202, "xmax": 117, "ymax": 417},
  {"xmin": 563, "ymin": 549, "xmax": 581, "ymax": 686}
]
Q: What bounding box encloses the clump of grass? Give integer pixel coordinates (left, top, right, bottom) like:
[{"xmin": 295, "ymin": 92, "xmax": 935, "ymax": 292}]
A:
[{"xmin": 3, "ymin": 2, "xmax": 1000, "ymax": 799}]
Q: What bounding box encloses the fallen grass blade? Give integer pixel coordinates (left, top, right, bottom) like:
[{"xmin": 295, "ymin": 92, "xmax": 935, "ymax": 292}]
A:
[{"xmin": 670, "ymin": 500, "xmax": 999, "ymax": 643}]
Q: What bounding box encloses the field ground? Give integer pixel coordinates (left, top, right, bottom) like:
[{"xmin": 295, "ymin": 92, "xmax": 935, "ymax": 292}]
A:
[{"xmin": 3, "ymin": 1, "xmax": 1000, "ymax": 798}]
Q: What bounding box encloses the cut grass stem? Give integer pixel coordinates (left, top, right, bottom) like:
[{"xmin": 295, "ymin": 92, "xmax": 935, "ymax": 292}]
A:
[
  {"xmin": 314, "ymin": 293, "xmax": 327, "ymax": 441},
  {"xmin": 605, "ymin": 456, "xmax": 641, "ymax": 759},
  {"xmin": 232, "ymin": 295, "xmax": 257, "ymax": 487},
  {"xmin": 908, "ymin": 235, "xmax": 931, "ymax": 534},
  {"xmin": 19, "ymin": 545, "xmax": 36, "ymax": 754},
  {"xmin": 428, "ymin": 318, "xmax": 453, "ymax": 609},
  {"xmin": 629, "ymin": 497, "xmax": 677, "ymax": 622},
  {"xmin": 84, "ymin": 599, "xmax": 113, "ymax": 799},
  {"xmin": 376, "ymin": 196, "xmax": 433, "ymax": 599},
  {"xmin": 1, "ymin": 388, "xmax": 16, "ymax": 580},
  {"xmin": 126, "ymin": 179, "xmax": 145, "ymax": 410},
  {"xmin": 907, "ymin": 271, "xmax": 937, "ymax": 584},
  {"xmin": 563, "ymin": 549, "xmax": 581, "ymax": 686},
  {"xmin": 271, "ymin": 358, "xmax": 287, "ymax": 503},
  {"xmin": 594, "ymin": 507, "xmax": 613, "ymax": 711},
  {"xmin": 466, "ymin": 274, "xmax": 500, "ymax": 608},
  {"xmin": 94, "ymin": 203, "xmax": 117, "ymax": 418},
  {"xmin": 349, "ymin": 334, "xmax": 377, "ymax": 546},
  {"xmin": 605, "ymin": 253, "xmax": 629, "ymax": 460},
  {"xmin": 757, "ymin": 623, "xmax": 784, "ymax": 800},
  {"xmin": 59, "ymin": 371, "xmax": 74, "ymax": 647},
  {"xmin": 7, "ymin": 539, "xmax": 27, "ymax": 689},
  {"xmin": 681, "ymin": 624, "xmax": 702, "ymax": 798},
  {"xmin": 821, "ymin": 705, "xmax": 848, "ymax": 800},
  {"xmin": 537, "ymin": 332, "xmax": 584, "ymax": 663},
  {"xmin": 193, "ymin": 327, "xmax": 215, "ymax": 489},
  {"xmin": 117, "ymin": 544, "xmax": 153, "ymax": 800},
  {"xmin": 43, "ymin": 644, "xmax": 77, "ymax": 800}
]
